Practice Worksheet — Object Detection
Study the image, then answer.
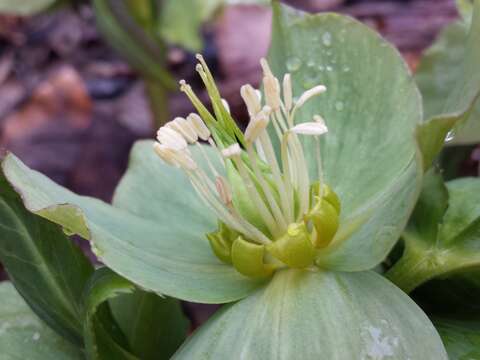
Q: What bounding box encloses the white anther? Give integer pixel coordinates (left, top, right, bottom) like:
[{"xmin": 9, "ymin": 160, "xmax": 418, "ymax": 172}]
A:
[
  {"xmin": 167, "ymin": 117, "xmax": 198, "ymax": 144},
  {"xmin": 245, "ymin": 106, "xmax": 271, "ymax": 143},
  {"xmin": 221, "ymin": 143, "xmax": 242, "ymax": 158},
  {"xmin": 187, "ymin": 113, "xmax": 211, "ymax": 141},
  {"xmin": 240, "ymin": 84, "xmax": 262, "ymax": 116},
  {"xmin": 260, "ymin": 58, "xmax": 281, "ymax": 110},
  {"xmin": 290, "ymin": 115, "xmax": 328, "ymax": 136},
  {"xmin": 283, "ymin": 74, "xmax": 293, "ymax": 112},
  {"xmin": 153, "ymin": 143, "xmax": 180, "ymax": 167},
  {"xmin": 215, "ymin": 176, "xmax": 232, "ymax": 205},
  {"xmin": 295, "ymin": 85, "xmax": 327, "ymax": 108},
  {"xmin": 221, "ymin": 98, "xmax": 231, "ymax": 114},
  {"xmin": 156, "ymin": 127, "xmax": 188, "ymax": 150}
]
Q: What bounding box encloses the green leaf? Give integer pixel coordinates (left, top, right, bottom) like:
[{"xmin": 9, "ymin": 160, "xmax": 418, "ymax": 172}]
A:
[
  {"xmin": 82, "ymin": 267, "xmax": 138, "ymax": 360},
  {"xmin": 158, "ymin": 0, "xmax": 203, "ymax": 51},
  {"xmin": 434, "ymin": 318, "xmax": 480, "ymax": 360},
  {"xmin": 0, "ymin": 171, "xmax": 94, "ymax": 344},
  {"xmin": 110, "ymin": 289, "xmax": 189, "ymax": 360},
  {"xmin": 92, "ymin": 0, "xmax": 175, "ymax": 89},
  {"xmin": 2, "ymin": 143, "xmax": 264, "ymax": 303},
  {"xmin": 387, "ymin": 176, "xmax": 480, "ymax": 293},
  {"xmin": 415, "ymin": 0, "xmax": 480, "ymax": 166},
  {"xmin": 0, "ymin": 281, "xmax": 83, "ymax": 359},
  {"xmin": 173, "ymin": 269, "xmax": 447, "ymax": 359},
  {"xmin": 268, "ymin": 2, "xmax": 422, "ymax": 271},
  {"xmin": 0, "ymin": 0, "xmax": 56, "ymax": 15}
]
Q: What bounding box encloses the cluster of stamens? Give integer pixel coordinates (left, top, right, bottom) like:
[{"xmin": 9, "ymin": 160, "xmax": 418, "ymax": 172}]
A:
[{"xmin": 153, "ymin": 54, "xmax": 340, "ymax": 277}]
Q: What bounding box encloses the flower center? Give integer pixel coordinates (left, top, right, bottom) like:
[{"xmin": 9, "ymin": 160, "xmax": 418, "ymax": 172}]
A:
[{"xmin": 153, "ymin": 55, "xmax": 341, "ymax": 278}]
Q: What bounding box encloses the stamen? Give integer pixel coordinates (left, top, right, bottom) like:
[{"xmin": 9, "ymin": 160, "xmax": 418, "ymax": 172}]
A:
[
  {"xmin": 153, "ymin": 143, "xmax": 179, "ymax": 167},
  {"xmin": 187, "ymin": 113, "xmax": 211, "ymax": 141},
  {"xmin": 156, "ymin": 127, "xmax": 188, "ymax": 150},
  {"xmin": 244, "ymin": 106, "xmax": 271, "ymax": 143},
  {"xmin": 260, "ymin": 58, "xmax": 281, "ymax": 110},
  {"xmin": 215, "ymin": 176, "xmax": 232, "ymax": 205},
  {"xmin": 240, "ymin": 84, "xmax": 262, "ymax": 116},
  {"xmin": 291, "ymin": 116, "xmax": 328, "ymax": 135},
  {"xmin": 221, "ymin": 143, "xmax": 242, "ymax": 158},
  {"xmin": 295, "ymin": 85, "xmax": 327, "ymax": 109},
  {"xmin": 167, "ymin": 117, "xmax": 198, "ymax": 143},
  {"xmin": 283, "ymin": 74, "xmax": 293, "ymax": 112}
]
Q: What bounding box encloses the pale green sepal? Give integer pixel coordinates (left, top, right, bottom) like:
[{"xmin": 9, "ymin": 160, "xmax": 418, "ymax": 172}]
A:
[
  {"xmin": 266, "ymin": 222, "xmax": 315, "ymax": 268},
  {"xmin": 268, "ymin": 3, "xmax": 422, "ymax": 271},
  {"xmin": 0, "ymin": 282, "xmax": 83, "ymax": 360},
  {"xmin": 1, "ymin": 142, "xmax": 264, "ymax": 304},
  {"xmin": 231, "ymin": 237, "xmax": 274, "ymax": 278},
  {"xmin": 173, "ymin": 269, "xmax": 447, "ymax": 360}
]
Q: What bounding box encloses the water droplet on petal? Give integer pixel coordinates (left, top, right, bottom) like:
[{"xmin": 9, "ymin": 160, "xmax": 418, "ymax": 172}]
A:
[
  {"xmin": 335, "ymin": 101, "xmax": 344, "ymax": 111},
  {"xmin": 322, "ymin": 32, "xmax": 332, "ymax": 46},
  {"xmin": 343, "ymin": 66, "xmax": 350, "ymax": 73},
  {"xmin": 286, "ymin": 57, "xmax": 302, "ymax": 72},
  {"xmin": 307, "ymin": 60, "xmax": 315, "ymax": 68},
  {"xmin": 326, "ymin": 65, "xmax": 333, "ymax": 72},
  {"xmin": 318, "ymin": 65, "xmax": 325, "ymax": 72}
]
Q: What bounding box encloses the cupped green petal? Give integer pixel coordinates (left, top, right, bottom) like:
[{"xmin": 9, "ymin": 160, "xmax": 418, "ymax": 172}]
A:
[
  {"xmin": 268, "ymin": 3, "xmax": 423, "ymax": 271},
  {"xmin": 173, "ymin": 269, "xmax": 447, "ymax": 359},
  {"xmin": 1, "ymin": 142, "xmax": 264, "ymax": 304},
  {"xmin": 0, "ymin": 282, "xmax": 83, "ymax": 360}
]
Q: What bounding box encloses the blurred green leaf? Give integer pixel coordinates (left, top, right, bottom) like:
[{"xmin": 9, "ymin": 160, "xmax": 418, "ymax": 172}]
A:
[
  {"xmin": 387, "ymin": 174, "xmax": 480, "ymax": 293},
  {"xmin": 82, "ymin": 267, "xmax": 138, "ymax": 360},
  {"xmin": 110, "ymin": 289, "xmax": 189, "ymax": 360},
  {"xmin": 0, "ymin": 169, "xmax": 94, "ymax": 345},
  {"xmin": 435, "ymin": 318, "xmax": 480, "ymax": 360},
  {"xmin": 92, "ymin": 0, "xmax": 175, "ymax": 89},
  {"xmin": 158, "ymin": 0, "xmax": 203, "ymax": 51},
  {"xmin": 0, "ymin": 0, "xmax": 56, "ymax": 15},
  {"xmin": 0, "ymin": 282, "xmax": 83, "ymax": 359},
  {"xmin": 416, "ymin": 0, "xmax": 480, "ymax": 155}
]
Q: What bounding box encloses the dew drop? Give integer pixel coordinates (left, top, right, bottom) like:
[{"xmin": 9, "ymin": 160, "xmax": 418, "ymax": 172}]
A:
[
  {"xmin": 335, "ymin": 101, "xmax": 344, "ymax": 111},
  {"xmin": 32, "ymin": 332, "xmax": 40, "ymax": 341},
  {"xmin": 307, "ymin": 60, "xmax": 315, "ymax": 68},
  {"xmin": 286, "ymin": 57, "xmax": 302, "ymax": 72},
  {"xmin": 318, "ymin": 65, "xmax": 325, "ymax": 72},
  {"xmin": 322, "ymin": 32, "xmax": 332, "ymax": 47},
  {"xmin": 326, "ymin": 65, "xmax": 333, "ymax": 72},
  {"xmin": 343, "ymin": 66, "xmax": 351, "ymax": 73}
]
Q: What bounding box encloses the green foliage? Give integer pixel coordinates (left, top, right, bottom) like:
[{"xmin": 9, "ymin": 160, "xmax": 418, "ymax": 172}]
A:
[
  {"xmin": 387, "ymin": 173, "xmax": 480, "ymax": 293},
  {"xmin": 0, "ymin": 0, "xmax": 57, "ymax": 15},
  {"xmin": 0, "ymin": 170, "xmax": 94, "ymax": 345},
  {"xmin": 110, "ymin": 290, "xmax": 189, "ymax": 360},
  {"xmin": 415, "ymin": 0, "xmax": 480, "ymax": 156},
  {"xmin": 0, "ymin": 282, "xmax": 83, "ymax": 359}
]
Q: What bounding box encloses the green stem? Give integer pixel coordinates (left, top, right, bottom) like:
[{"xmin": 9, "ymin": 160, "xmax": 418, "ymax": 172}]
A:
[
  {"xmin": 385, "ymin": 252, "xmax": 437, "ymax": 294},
  {"xmin": 144, "ymin": 78, "xmax": 170, "ymax": 129}
]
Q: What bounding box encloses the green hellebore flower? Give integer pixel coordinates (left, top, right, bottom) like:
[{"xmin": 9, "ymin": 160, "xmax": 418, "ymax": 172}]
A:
[{"xmin": 0, "ymin": 2, "xmax": 452, "ymax": 359}]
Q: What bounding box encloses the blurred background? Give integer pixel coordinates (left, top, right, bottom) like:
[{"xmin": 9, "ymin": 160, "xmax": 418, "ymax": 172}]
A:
[{"xmin": 0, "ymin": 0, "xmax": 478, "ymax": 326}]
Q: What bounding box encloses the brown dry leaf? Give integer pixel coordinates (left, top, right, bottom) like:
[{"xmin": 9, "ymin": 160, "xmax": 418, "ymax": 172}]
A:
[{"xmin": 1, "ymin": 66, "xmax": 92, "ymax": 143}]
